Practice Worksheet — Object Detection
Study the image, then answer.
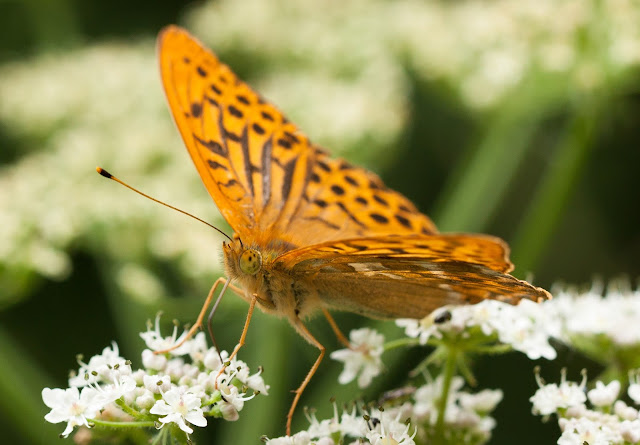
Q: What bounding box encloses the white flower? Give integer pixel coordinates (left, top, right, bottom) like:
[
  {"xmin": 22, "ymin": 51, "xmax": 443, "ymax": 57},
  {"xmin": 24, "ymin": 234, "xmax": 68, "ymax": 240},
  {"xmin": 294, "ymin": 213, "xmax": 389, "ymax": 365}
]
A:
[
  {"xmin": 140, "ymin": 315, "xmax": 192, "ymax": 356},
  {"xmin": 203, "ymin": 348, "xmax": 225, "ymax": 371},
  {"xmin": 459, "ymin": 389, "xmax": 503, "ymax": 414},
  {"xmin": 135, "ymin": 390, "xmax": 156, "ymax": 411},
  {"xmin": 530, "ymin": 370, "xmax": 587, "ymax": 416},
  {"xmin": 143, "ymin": 374, "xmax": 171, "ymax": 394},
  {"xmin": 557, "ymin": 417, "xmax": 620, "ymax": 445},
  {"xmin": 187, "ymin": 332, "xmax": 209, "ymax": 363},
  {"xmin": 587, "ymin": 380, "xmax": 621, "ymax": 407},
  {"xmin": 629, "ymin": 371, "xmax": 640, "ymax": 405},
  {"xmin": 305, "ymin": 401, "xmax": 341, "ymax": 437},
  {"xmin": 330, "ymin": 328, "xmax": 384, "ymax": 388},
  {"xmin": 141, "ymin": 348, "xmax": 167, "ymax": 371},
  {"xmin": 413, "ymin": 376, "xmax": 464, "ymax": 424},
  {"xmin": 42, "ymin": 386, "xmax": 103, "ymax": 437},
  {"xmin": 150, "ymin": 388, "xmax": 207, "ymax": 434},
  {"xmin": 216, "ymin": 373, "xmax": 256, "ymax": 421},
  {"xmin": 94, "ymin": 374, "xmax": 137, "ymax": 406},
  {"xmin": 69, "ymin": 342, "xmax": 129, "ymax": 387},
  {"xmin": 266, "ymin": 430, "xmax": 315, "ymax": 445},
  {"xmin": 614, "ymin": 400, "xmax": 639, "ymax": 421},
  {"xmin": 396, "ymin": 316, "xmax": 442, "ymax": 345},
  {"xmin": 399, "ymin": 299, "xmax": 557, "ymax": 360},
  {"xmin": 620, "ymin": 419, "xmax": 640, "ymax": 443},
  {"xmin": 550, "ymin": 281, "xmax": 640, "ymax": 348},
  {"xmin": 364, "ymin": 409, "xmax": 415, "ymax": 445}
]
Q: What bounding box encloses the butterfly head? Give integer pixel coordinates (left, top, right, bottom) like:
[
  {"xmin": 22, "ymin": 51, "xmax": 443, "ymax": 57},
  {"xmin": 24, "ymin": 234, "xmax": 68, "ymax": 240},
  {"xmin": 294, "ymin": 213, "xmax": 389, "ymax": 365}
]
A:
[
  {"xmin": 239, "ymin": 249, "xmax": 262, "ymax": 276},
  {"xmin": 222, "ymin": 238, "xmax": 263, "ymax": 279}
]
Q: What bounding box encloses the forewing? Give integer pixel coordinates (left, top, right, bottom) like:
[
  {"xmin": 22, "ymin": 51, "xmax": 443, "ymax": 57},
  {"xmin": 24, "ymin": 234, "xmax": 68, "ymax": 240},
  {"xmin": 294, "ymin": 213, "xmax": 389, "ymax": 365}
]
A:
[
  {"xmin": 158, "ymin": 26, "xmax": 435, "ymax": 246},
  {"xmin": 274, "ymin": 234, "xmax": 550, "ymax": 319}
]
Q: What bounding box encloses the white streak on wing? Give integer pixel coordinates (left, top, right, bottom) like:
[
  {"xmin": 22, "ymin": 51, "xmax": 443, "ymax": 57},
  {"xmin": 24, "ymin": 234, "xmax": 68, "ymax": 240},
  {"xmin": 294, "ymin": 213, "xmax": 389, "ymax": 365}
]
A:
[
  {"xmin": 348, "ymin": 262, "xmax": 387, "ymax": 272},
  {"xmin": 380, "ymin": 272, "xmax": 402, "ymax": 280},
  {"xmin": 348, "ymin": 263, "xmax": 401, "ymax": 280}
]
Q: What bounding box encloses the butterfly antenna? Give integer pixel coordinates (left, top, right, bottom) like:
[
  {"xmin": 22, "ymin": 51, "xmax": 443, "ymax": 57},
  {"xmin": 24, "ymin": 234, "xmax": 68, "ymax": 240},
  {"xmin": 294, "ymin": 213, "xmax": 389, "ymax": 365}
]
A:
[{"xmin": 96, "ymin": 167, "xmax": 233, "ymax": 242}]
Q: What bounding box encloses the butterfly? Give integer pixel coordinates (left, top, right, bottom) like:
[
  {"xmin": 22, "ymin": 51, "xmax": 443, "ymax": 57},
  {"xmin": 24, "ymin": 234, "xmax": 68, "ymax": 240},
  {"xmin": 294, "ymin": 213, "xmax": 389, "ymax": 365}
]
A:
[{"xmin": 156, "ymin": 25, "xmax": 550, "ymax": 435}]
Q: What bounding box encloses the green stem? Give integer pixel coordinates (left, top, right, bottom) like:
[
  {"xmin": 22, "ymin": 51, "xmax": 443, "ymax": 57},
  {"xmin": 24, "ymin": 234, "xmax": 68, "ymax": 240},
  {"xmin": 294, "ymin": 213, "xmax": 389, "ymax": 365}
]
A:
[
  {"xmin": 434, "ymin": 345, "xmax": 458, "ymax": 444},
  {"xmin": 151, "ymin": 427, "xmax": 168, "ymax": 445},
  {"xmin": 0, "ymin": 326, "xmax": 62, "ymax": 444},
  {"xmin": 511, "ymin": 103, "xmax": 600, "ymax": 273},
  {"xmin": 90, "ymin": 418, "xmax": 157, "ymax": 429},
  {"xmin": 115, "ymin": 398, "xmax": 145, "ymax": 419},
  {"xmin": 383, "ymin": 337, "xmax": 421, "ymax": 352},
  {"xmin": 433, "ymin": 105, "xmax": 539, "ymax": 232}
]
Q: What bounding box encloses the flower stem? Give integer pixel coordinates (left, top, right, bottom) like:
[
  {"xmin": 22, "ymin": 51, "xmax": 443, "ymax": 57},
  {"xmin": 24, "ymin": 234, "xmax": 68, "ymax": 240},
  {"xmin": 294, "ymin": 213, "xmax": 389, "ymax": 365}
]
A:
[
  {"xmin": 383, "ymin": 337, "xmax": 421, "ymax": 352},
  {"xmin": 90, "ymin": 418, "xmax": 157, "ymax": 429},
  {"xmin": 115, "ymin": 397, "xmax": 145, "ymax": 419},
  {"xmin": 434, "ymin": 345, "xmax": 458, "ymax": 444},
  {"xmin": 511, "ymin": 102, "xmax": 599, "ymax": 273}
]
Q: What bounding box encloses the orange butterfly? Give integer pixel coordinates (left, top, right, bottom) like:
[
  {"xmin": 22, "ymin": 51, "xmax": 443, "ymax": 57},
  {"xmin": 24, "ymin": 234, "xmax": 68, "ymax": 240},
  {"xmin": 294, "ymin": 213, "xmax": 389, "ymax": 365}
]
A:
[{"xmin": 156, "ymin": 25, "xmax": 550, "ymax": 435}]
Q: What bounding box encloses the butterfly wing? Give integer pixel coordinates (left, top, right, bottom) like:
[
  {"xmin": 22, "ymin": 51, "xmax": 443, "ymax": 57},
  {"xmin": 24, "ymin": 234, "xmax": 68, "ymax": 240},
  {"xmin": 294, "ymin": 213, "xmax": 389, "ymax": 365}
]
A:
[
  {"xmin": 158, "ymin": 26, "xmax": 436, "ymax": 247},
  {"xmin": 274, "ymin": 234, "xmax": 550, "ymax": 319}
]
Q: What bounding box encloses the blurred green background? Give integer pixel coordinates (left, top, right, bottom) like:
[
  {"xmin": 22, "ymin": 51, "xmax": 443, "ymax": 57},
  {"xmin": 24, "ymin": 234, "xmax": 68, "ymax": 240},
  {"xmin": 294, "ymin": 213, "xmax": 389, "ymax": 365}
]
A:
[{"xmin": 0, "ymin": 0, "xmax": 638, "ymax": 443}]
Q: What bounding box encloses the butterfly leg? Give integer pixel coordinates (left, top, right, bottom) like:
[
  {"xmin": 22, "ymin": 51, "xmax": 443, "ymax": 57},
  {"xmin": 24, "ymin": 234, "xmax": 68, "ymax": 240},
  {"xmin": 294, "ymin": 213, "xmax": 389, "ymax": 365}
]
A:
[
  {"xmin": 321, "ymin": 308, "xmax": 351, "ymax": 348},
  {"xmin": 154, "ymin": 277, "xmax": 241, "ymax": 354},
  {"xmin": 214, "ymin": 293, "xmax": 258, "ymax": 388},
  {"xmin": 286, "ymin": 317, "xmax": 325, "ymax": 436}
]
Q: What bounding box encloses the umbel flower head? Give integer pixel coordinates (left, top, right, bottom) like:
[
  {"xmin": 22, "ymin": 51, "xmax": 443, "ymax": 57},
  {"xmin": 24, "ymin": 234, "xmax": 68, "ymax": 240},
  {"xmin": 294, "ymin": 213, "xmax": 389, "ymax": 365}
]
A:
[
  {"xmin": 41, "ymin": 315, "xmax": 268, "ymax": 440},
  {"xmin": 531, "ymin": 368, "xmax": 640, "ymax": 444}
]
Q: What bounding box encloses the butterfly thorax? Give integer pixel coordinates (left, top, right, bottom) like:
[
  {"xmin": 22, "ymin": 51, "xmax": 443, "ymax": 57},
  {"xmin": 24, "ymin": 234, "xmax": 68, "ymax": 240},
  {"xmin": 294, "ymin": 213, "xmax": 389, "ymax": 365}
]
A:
[{"xmin": 222, "ymin": 238, "xmax": 319, "ymax": 321}]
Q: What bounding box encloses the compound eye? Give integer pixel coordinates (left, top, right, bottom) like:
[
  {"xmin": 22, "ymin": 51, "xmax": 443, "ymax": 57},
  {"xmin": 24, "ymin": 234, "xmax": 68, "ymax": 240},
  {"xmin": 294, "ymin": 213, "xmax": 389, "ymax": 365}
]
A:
[{"xmin": 239, "ymin": 249, "xmax": 262, "ymax": 275}]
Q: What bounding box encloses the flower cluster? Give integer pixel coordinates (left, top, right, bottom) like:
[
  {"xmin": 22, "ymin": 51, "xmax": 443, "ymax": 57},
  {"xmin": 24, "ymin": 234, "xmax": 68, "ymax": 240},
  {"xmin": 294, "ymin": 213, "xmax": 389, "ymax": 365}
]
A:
[
  {"xmin": 531, "ymin": 369, "xmax": 640, "ymax": 444},
  {"xmin": 42, "ymin": 317, "xmax": 268, "ymax": 440},
  {"xmin": 189, "ymin": 0, "xmax": 640, "ymax": 110},
  {"xmin": 546, "ymin": 280, "xmax": 640, "ymax": 370},
  {"xmin": 266, "ymin": 375, "xmax": 502, "ymax": 445},
  {"xmin": 330, "ymin": 328, "xmax": 385, "ymax": 389},
  {"xmin": 268, "ymin": 406, "xmax": 416, "ymax": 445},
  {"xmin": 396, "ymin": 299, "xmax": 559, "ymax": 361}
]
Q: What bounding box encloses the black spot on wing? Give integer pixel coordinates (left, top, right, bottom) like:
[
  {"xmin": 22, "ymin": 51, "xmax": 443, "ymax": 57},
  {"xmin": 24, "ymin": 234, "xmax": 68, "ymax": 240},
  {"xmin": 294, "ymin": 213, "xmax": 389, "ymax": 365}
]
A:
[
  {"xmin": 331, "ymin": 184, "xmax": 345, "ymax": 195},
  {"xmin": 196, "ymin": 66, "xmax": 207, "ymax": 77},
  {"xmin": 228, "ymin": 105, "xmax": 243, "ymax": 118},
  {"xmin": 207, "ymin": 160, "xmax": 228, "ymax": 170},
  {"xmin": 236, "ymin": 95, "xmax": 250, "ymax": 105},
  {"xmin": 394, "ymin": 214, "xmax": 412, "ymax": 229},
  {"xmin": 283, "ymin": 131, "xmax": 300, "ymax": 143},
  {"xmin": 317, "ymin": 160, "xmax": 331, "ymax": 172},
  {"xmin": 210, "ymin": 84, "xmax": 222, "ymax": 95},
  {"xmin": 373, "ymin": 195, "xmax": 389, "ymax": 207},
  {"xmin": 191, "ymin": 102, "xmax": 202, "ymax": 118},
  {"xmin": 252, "ymin": 123, "xmax": 266, "ymax": 135},
  {"xmin": 194, "ymin": 135, "xmax": 227, "ymax": 156},
  {"xmin": 370, "ymin": 213, "xmax": 389, "ymax": 224},
  {"xmin": 344, "ymin": 175, "xmax": 358, "ymax": 186}
]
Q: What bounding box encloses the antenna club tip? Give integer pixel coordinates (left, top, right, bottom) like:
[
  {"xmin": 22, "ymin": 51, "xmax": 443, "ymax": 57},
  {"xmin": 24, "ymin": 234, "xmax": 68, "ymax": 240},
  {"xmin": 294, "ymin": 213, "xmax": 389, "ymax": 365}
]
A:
[{"xmin": 96, "ymin": 167, "xmax": 112, "ymax": 179}]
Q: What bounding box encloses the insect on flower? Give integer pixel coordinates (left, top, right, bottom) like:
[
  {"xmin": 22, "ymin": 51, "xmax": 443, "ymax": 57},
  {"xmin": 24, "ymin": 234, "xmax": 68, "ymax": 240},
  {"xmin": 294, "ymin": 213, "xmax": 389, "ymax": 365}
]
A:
[{"xmin": 99, "ymin": 25, "xmax": 550, "ymax": 435}]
